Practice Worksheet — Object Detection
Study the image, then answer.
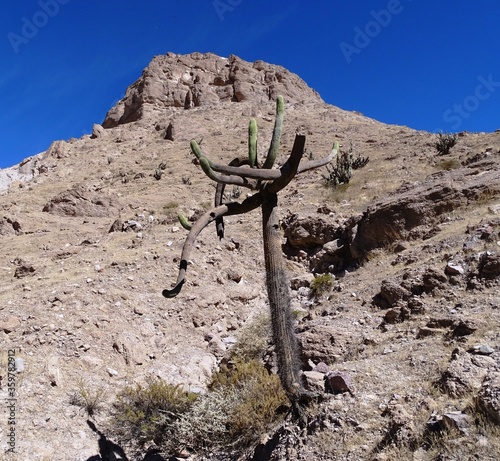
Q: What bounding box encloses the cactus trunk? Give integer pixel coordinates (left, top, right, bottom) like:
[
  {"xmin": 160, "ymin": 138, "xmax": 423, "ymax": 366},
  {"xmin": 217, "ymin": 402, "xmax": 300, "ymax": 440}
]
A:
[{"xmin": 261, "ymin": 193, "xmax": 302, "ymax": 399}]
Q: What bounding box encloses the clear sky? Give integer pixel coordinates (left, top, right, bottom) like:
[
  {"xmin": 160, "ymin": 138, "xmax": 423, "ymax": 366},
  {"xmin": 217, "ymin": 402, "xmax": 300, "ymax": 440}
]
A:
[{"xmin": 1, "ymin": 0, "xmax": 499, "ymax": 168}]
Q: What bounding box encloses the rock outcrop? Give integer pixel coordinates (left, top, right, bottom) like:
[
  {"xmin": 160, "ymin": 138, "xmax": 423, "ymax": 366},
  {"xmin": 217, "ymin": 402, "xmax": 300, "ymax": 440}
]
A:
[
  {"xmin": 42, "ymin": 184, "xmax": 122, "ymax": 217},
  {"xmin": 102, "ymin": 52, "xmax": 323, "ymax": 128}
]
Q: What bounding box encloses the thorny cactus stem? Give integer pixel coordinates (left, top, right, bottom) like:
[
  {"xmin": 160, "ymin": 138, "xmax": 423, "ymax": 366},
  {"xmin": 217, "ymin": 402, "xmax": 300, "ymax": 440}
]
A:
[
  {"xmin": 163, "ymin": 97, "xmax": 338, "ymax": 405},
  {"xmin": 262, "ymin": 193, "xmax": 301, "ymax": 398}
]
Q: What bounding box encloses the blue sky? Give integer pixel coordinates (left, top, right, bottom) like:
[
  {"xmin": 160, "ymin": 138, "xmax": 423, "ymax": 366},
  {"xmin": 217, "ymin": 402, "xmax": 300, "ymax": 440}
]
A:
[{"xmin": 1, "ymin": 0, "xmax": 499, "ymax": 168}]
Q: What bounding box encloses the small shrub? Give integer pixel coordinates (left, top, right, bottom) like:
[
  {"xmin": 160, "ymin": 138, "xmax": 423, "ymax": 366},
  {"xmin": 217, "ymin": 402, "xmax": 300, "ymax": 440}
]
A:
[
  {"xmin": 162, "ymin": 201, "xmax": 179, "ymax": 214},
  {"xmin": 231, "ymin": 313, "xmax": 271, "ymax": 361},
  {"xmin": 112, "ymin": 377, "xmax": 197, "ymax": 447},
  {"xmin": 436, "ymin": 158, "xmax": 460, "ymax": 171},
  {"xmin": 70, "ymin": 381, "xmax": 107, "ymax": 416},
  {"xmin": 175, "ymin": 387, "xmax": 237, "ymax": 451},
  {"xmin": 176, "ymin": 358, "xmax": 287, "ymax": 451},
  {"xmin": 435, "ymin": 132, "xmax": 457, "ymax": 155},
  {"xmin": 310, "ymin": 273, "xmax": 334, "ymax": 298}
]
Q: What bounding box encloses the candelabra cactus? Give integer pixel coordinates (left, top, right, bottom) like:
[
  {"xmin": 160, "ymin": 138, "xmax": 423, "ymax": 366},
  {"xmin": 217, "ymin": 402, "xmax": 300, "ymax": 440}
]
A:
[{"xmin": 164, "ymin": 96, "xmax": 338, "ymax": 403}]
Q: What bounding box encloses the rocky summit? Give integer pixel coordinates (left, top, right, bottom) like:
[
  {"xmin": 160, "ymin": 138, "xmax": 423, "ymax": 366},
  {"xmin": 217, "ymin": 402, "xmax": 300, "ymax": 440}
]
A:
[{"xmin": 0, "ymin": 52, "xmax": 499, "ymax": 461}]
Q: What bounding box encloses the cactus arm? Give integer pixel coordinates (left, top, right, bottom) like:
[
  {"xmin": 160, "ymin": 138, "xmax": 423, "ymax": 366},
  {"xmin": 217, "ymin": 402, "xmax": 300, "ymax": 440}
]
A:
[
  {"xmin": 199, "ymin": 157, "xmax": 258, "ymax": 189},
  {"xmin": 215, "ymin": 156, "xmax": 251, "ymax": 240},
  {"xmin": 210, "ymin": 163, "xmax": 281, "ymax": 180},
  {"xmin": 163, "ymin": 193, "xmax": 264, "ymax": 298},
  {"xmin": 262, "ymin": 96, "xmax": 285, "ymax": 169},
  {"xmin": 265, "ymin": 134, "xmax": 305, "ymax": 194},
  {"xmin": 190, "ymin": 140, "xmax": 206, "ymax": 162},
  {"xmin": 248, "ymin": 118, "xmax": 258, "ymax": 167},
  {"xmin": 297, "ymin": 141, "xmax": 340, "ymax": 173},
  {"xmin": 178, "ymin": 213, "xmax": 192, "ymax": 231}
]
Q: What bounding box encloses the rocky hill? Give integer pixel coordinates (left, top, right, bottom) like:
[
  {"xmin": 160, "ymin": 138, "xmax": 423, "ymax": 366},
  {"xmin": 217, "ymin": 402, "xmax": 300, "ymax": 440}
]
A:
[{"xmin": 0, "ymin": 52, "xmax": 499, "ymax": 461}]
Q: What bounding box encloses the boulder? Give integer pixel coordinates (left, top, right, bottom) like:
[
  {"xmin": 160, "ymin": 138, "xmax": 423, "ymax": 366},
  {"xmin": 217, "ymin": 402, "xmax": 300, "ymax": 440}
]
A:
[{"xmin": 476, "ymin": 372, "xmax": 500, "ymax": 424}]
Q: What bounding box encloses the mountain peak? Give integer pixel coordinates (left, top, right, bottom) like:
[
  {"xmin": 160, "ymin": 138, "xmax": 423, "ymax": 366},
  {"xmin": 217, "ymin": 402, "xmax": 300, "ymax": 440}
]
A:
[{"xmin": 102, "ymin": 52, "xmax": 323, "ymax": 128}]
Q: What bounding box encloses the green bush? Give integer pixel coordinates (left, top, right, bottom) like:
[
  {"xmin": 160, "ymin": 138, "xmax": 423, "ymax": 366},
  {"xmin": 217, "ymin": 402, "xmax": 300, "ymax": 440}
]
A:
[
  {"xmin": 110, "ymin": 359, "xmax": 288, "ymax": 456},
  {"xmin": 69, "ymin": 380, "xmax": 107, "ymax": 417},
  {"xmin": 177, "ymin": 358, "xmax": 288, "ymax": 452},
  {"xmin": 112, "ymin": 377, "xmax": 197, "ymax": 447},
  {"xmin": 435, "ymin": 132, "xmax": 457, "ymax": 155},
  {"xmin": 310, "ymin": 273, "xmax": 334, "ymax": 298}
]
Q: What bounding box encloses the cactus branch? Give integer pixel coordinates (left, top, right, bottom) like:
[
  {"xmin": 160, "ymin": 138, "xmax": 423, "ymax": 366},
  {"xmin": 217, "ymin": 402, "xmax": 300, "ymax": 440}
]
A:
[
  {"xmin": 215, "ymin": 156, "xmax": 251, "ymax": 239},
  {"xmin": 262, "ymin": 96, "xmax": 284, "ymax": 169},
  {"xmin": 177, "ymin": 213, "xmax": 192, "ymax": 231},
  {"xmin": 163, "ymin": 194, "xmax": 264, "ymax": 298},
  {"xmin": 264, "ymin": 135, "xmax": 305, "ymax": 194},
  {"xmin": 199, "ymin": 157, "xmax": 258, "ymax": 189},
  {"xmin": 190, "ymin": 139, "xmax": 205, "ymax": 161},
  {"xmin": 248, "ymin": 118, "xmax": 258, "ymax": 167},
  {"xmin": 209, "ymin": 162, "xmax": 282, "ymax": 180},
  {"xmin": 298, "ymin": 141, "xmax": 340, "ymax": 173}
]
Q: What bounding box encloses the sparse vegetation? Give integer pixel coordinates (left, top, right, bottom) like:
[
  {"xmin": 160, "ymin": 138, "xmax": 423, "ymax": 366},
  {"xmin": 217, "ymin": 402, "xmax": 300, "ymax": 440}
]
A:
[
  {"xmin": 176, "ymin": 357, "xmax": 288, "ymax": 452},
  {"xmin": 69, "ymin": 381, "xmax": 107, "ymax": 417},
  {"xmin": 112, "ymin": 377, "xmax": 197, "ymax": 448},
  {"xmin": 436, "ymin": 158, "xmax": 460, "ymax": 171},
  {"xmin": 435, "ymin": 131, "xmax": 458, "ymax": 155},
  {"xmin": 323, "ymin": 141, "xmax": 369, "ymax": 187},
  {"xmin": 310, "ymin": 273, "xmax": 334, "ymax": 298},
  {"xmin": 110, "ymin": 359, "xmax": 287, "ymax": 456}
]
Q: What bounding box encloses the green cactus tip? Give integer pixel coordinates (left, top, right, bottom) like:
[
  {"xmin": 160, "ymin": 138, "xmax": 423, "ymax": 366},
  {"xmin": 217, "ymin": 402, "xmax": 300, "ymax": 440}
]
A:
[
  {"xmin": 248, "ymin": 118, "xmax": 258, "ymax": 167},
  {"xmin": 178, "ymin": 213, "xmax": 192, "ymax": 230}
]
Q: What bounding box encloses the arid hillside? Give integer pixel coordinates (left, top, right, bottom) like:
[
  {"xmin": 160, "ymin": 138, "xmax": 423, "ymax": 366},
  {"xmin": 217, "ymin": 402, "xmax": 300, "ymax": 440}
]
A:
[{"xmin": 0, "ymin": 52, "xmax": 499, "ymax": 461}]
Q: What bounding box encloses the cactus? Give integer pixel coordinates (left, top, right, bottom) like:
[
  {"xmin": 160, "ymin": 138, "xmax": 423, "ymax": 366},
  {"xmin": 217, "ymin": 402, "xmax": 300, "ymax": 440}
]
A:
[
  {"xmin": 262, "ymin": 96, "xmax": 284, "ymax": 169},
  {"xmin": 177, "ymin": 213, "xmax": 192, "ymax": 231},
  {"xmin": 163, "ymin": 97, "xmax": 338, "ymax": 406},
  {"xmin": 248, "ymin": 118, "xmax": 258, "ymax": 168}
]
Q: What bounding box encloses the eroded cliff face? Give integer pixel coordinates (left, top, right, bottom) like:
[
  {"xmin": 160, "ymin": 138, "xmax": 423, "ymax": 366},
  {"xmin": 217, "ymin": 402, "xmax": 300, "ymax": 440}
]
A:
[{"xmin": 102, "ymin": 52, "xmax": 323, "ymax": 128}]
